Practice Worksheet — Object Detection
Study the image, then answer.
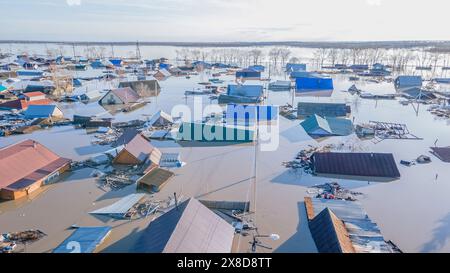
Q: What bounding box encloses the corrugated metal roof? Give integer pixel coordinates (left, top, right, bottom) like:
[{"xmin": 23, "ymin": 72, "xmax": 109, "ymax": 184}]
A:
[
  {"xmin": 137, "ymin": 168, "xmax": 174, "ymax": 189},
  {"xmin": 24, "ymin": 105, "xmax": 61, "ymax": 118},
  {"xmin": 90, "ymin": 193, "xmax": 145, "ymax": 217},
  {"xmin": 131, "ymin": 198, "xmax": 235, "ymax": 253},
  {"xmin": 297, "ymin": 102, "xmax": 349, "ymax": 117},
  {"xmin": 105, "ymin": 87, "xmax": 141, "ymax": 104},
  {"xmin": 53, "ymin": 226, "xmax": 111, "ymax": 253},
  {"xmin": 308, "ymin": 198, "xmax": 395, "ymax": 253},
  {"xmin": 0, "ymin": 139, "xmax": 71, "ymax": 190},
  {"xmin": 119, "ymin": 134, "xmax": 159, "ymax": 163},
  {"xmin": 227, "ymin": 84, "xmax": 263, "ymax": 97},
  {"xmin": 308, "ymin": 208, "xmax": 355, "ymax": 253},
  {"xmin": 430, "ymin": 146, "xmax": 450, "ymax": 162},
  {"xmin": 313, "ymin": 152, "xmax": 400, "ymax": 179}
]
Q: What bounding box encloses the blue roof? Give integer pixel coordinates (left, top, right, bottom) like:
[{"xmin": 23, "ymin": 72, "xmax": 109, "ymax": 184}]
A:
[
  {"xmin": 286, "ymin": 63, "xmax": 306, "ymax": 72},
  {"xmin": 301, "ymin": 115, "xmax": 353, "ymax": 136},
  {"xmin": 295, "ymin": 75, "xmax": 334, "ymax": 90},
  {"xmin": 24, "ymin": 105, "xmax": 59, "ymax": 118},
  {"xmin": 248, "ymin": 65, "xmax": 265, "ymax": 72},
  {"xmin": 226, "ymin": 104, "xmax": 279, "ymax": 125},
  {"xmin": 53, "ymin": 226, "xmax": 111, "ymax": 253}
]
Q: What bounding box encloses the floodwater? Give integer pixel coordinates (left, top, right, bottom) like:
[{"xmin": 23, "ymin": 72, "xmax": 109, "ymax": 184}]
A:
[{"xmin": 1, "ymin": 45, "xmax": 450, "ymax": 253}]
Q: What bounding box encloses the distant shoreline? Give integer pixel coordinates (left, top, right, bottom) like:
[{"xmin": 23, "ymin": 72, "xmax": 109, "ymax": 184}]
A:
[{"xmin": 1, "ymin": 40, "xmax": 450, "ymax": 49}]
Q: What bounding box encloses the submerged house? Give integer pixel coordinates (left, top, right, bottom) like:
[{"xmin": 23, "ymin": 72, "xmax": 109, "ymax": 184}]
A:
[
  {"xmin": 153, "ymin": 69, "xmax": 172, "ymax": 80},
  {"xmin": 305, "ymin": 197, "xmax": 400, "ymax": 253},
  {"xmin": 131, "ymin": 198, "xmax": 235, "ymax": 253},
  {"xmin": 218, "ymin": 84, "xmax": 264, "ymax": 104},
  {"xmin": 297, "ymin": 102, "xmax": 350, "ymax": 118},
  {"xmin": 295, "ymin": 73, "xmax": 334, "ymax": 91},
  {"xmin": 0, "ymin": 140, "xmax": 71, "ymax": 200},
  {"xmin": 113, "ymin": 133, "xmax": 161, "ymax": 166},
  {"xmin": 394, "ymin": 76, "xmax": 422, "ymax": 88},
  {"xmin": 53, "ymin": 226, "xmax": 112, "ymax": 253},
  {"xmin": 268, "ymin": 80, "xmax": 291, "ymax": 91},
  {"xmin": 226, "ymin": 104, "xmax": 279, "ymax": 125},
  {"xmin": 24, "ymin": 105, "xmax": 64, "ymax": 119},
  {"xmin": 177, "ymin": 122, "xmax": 255, "ymax": 142},
  {"xmin": 118, "ymin": 79, "xmax": 161, "ymax": 97},
  {"xmin": 147, "ymin": 110, "xmax": 173, "ymax": 127},
  {"xmin": 236, "ymin": 69, "xmax": 261, "ymax": 80},
  {"xmin": 248, "ymin": 65, "xmax": 265, "ymax": 72},
  {"xmin": 137, "ymin": 167, "xmax": 175, "ymax": 193},
  {"xmin": 312, "ymin": 152, "xmax": 400, "ymax": 181},
  {"xmin": 286, "ymin": 63, "xmax": 307, "ymax": 72},
  {"xmin": 301, "ymin": 115, "xmax": 353, "ymax": 137},
  {"xmin": 24, "ymin": 81, "xmax": 55, "ymax": 94},
  {"xmin": 99, "ymin": 87, "xmax": 141, "ymax": 105}
]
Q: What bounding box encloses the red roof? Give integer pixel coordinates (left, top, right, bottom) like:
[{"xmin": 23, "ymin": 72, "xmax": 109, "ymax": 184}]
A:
[
  {"xmin": 0, "ymin": 99, "xmax": 28, "ymax": 110},
  {"xmin": 111, "ymin": 87, "xmax": 141, "ymax": 104},
  {"xmin": 0, "ymin": 98, "xmax": 52, "ymax": 110},
  {"xmin": 24, "ymin": 91, "xmax": 46, "ymax": 98},
  {"xmin": 0, "ymin": 140, "xmax": 71, "ymax": 190}
]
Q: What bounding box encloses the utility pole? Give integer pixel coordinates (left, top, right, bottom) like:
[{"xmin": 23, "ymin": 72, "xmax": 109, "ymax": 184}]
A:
[{"xmin": 136, "ymin": 40, "xmax": 141, "ymax": 60}]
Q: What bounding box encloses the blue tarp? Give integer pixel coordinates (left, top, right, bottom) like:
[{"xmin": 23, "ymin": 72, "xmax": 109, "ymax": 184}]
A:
[
  {"xmin": 286, "ymin": 63, "xmax": 306, "ymax": 72},
  {"xmin": 159, "ymin": 63, "xmax": 171, "ymax": 70},
  {"xmin": 73, "ymin": 78, "xmax": 82, "ymax": 87},
  {"xmin": 290, "ymin": 71, "xmax": 314, "ymax": 79},
  {"xmin": 53, "ymin": 226, "xmax": 111, "ymax": 253},
  {"xmin": 295, "ymin": 76, "xmax": 333, "ymax": 90}
]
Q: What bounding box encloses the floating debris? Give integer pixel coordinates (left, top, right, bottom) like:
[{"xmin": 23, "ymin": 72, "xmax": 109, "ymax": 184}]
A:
[{"xmin": 306, "ymin": 182, "xmax": 363, "ymax": 201}]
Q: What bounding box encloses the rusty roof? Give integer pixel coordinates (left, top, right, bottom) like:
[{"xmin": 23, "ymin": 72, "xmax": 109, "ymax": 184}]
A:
[
  {"xmin": 110, "ymin": 87, "xmax": 141, "ymax": 104},
  {"xmin": 0, "ymin": 139, "xmax": 71, "ymax": 190}
]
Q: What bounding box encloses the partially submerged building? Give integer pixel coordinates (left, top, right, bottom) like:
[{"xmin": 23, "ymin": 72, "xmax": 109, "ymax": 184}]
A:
[
  {"xmin": 147, "ymin": 110, "xmax": 173, "ymax": 127},
  {"xmin": 23, "ymin": 105, "xmax": 64, "ymax": 119},
  {"xmin": 286, "ymin": 63, "xmax": 307, "ymax": 72},
  {"xmin": 305, "ymin": 197, "xmax": 400, "ymax": 253},
  {"xmin": 301, "ymin": 115, "xmax": 354, "ymax": 137},
  {"xmin": 394, "ymin": 76, "xmax": 423, "ymax": 88},
  {"xmin": 236, "ymin": 69, "xmax": 261, "ymax": 80},
  {"xmin": 113, "ymin": 133, "xmax": 161, "ymax": 166},
  {"xmin": 137, "ymin": 167, "xmax": 175, "ymax": 193},
  {"xmin": 53, "ymin": 226, "xmax": 112, "ymax": 253},
  {"xmin": 0, "ymin": 139, "xmax": 71, "ymax": 200},
  {"xmin": 226, "ymin": 104, "xmax": 279, "ymax": 125},
  {"xmin": 118, "ymin": 79, "xmax": 161, "ymax": 97},
  {"xmin": 99, "ymin": 87, "xmax": 141, "ymax": 105},
  {"xmin": 131, "ymin": 198, "xmax": 235, "ymax": 253},
  {"xmin": 177, "ymin": 122, "xmax": 255, "ymax": 142},
  {"xmin": 297, "ymin": 102, "xmax": 350, "ymax": 118},
  {"xmin": 90, "ymin": 193, "xmax": 146, "ymax": 219},
  {"xmin": 430, "ymin": 146, "xmax": 450, "ymax": 163},
  {"xmin": 268, "ymin": 80, "xmax": 291, "ymax": 91},
  {"xmin": 312, "ymin": 152, "xmax": 400, "ymax": 181},
  {"xmin": 218, "ymin": 84, "xmax": 264, "ymax": 104},
  {"xmin": 295, "ymin": 73, "xmax": 334, "ymax": 91},
  {"xmin": 153, "ymin": 69, "xmax": 171, "ymax": 80}
]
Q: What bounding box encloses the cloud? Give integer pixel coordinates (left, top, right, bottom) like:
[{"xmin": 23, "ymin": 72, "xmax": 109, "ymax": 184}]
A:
[
  {"xmin": 66, "ymin": 0, "xmax": 81, "ymax": 6},
  {"xmin": 366, "ymin": 0, "xmax": 382, "ymax": 6}
]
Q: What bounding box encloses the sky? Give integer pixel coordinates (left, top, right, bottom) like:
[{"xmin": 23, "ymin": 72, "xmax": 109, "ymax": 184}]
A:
[{"xmin": 0, "ymin": 0, "xmax": 449, "ymax": 42}]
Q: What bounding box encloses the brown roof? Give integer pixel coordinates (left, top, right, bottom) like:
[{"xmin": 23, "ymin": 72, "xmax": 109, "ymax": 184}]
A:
[
  {"xmin": 0, "ymin": 98, "xmax": 52, "ymax": 110},
  {"xmin": 0, "ymin": 140, "xmax": 71, "ymax": 190},
  {"xmin": 308, "ymin": 207, "xmax": 355, "ymax": 253},
  {"xmin": 138, "ymin": 168, "xmax": 174, "ymax": 188},
  {"xmin": 24, "ymin": 91, "xmax": 46, "ymax": 98},
  {"xmin": 110, "ymin": 87, "xmax": 141, "ymax": 104},
  {"xmin": 122, "ymin": 134, "xmax": 160, "ymax": 163}
]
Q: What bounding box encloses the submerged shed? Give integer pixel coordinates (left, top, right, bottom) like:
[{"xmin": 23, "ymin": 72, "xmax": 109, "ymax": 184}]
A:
[
  {"xmin": 90, "ymin": 193, "xmax": 146, "ymax": 218},
  {"xmin": 137, "ymin": 168, "xmax": 174, "ymax": 193}
]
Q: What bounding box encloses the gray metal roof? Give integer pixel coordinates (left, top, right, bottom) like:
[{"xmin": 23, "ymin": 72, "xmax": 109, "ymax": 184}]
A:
[
  {"xmin": 90, "ymin": 193, "xmax": 145, "ymax": 218},
  {"xmin": 131, "ymin": 198, "xmax": 235, "ymax": 253},
  {"xmin": 309, "ymin": 198, "xmax": 396, "ymax": 253}
]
